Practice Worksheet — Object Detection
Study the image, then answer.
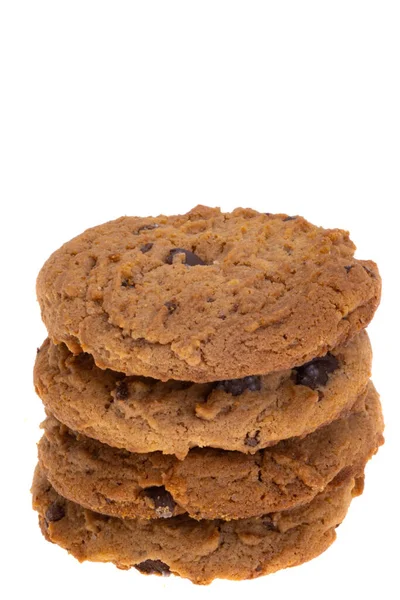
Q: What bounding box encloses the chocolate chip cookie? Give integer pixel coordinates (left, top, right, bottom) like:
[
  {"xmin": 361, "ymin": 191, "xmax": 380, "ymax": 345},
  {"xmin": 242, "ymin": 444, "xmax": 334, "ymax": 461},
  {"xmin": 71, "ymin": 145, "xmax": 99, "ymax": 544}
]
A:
[
  {"xmin": 34, "ymin": 332, "xmax": 372, "ymax": 458},
  {"xmin": 36, "ymin": 206, "xmax": 381, "ymax": 382},
  {"xmin": 37, "ymin": 382, "xmax": 383, "ymax": 520},
  {"xmin": 32, "ymin": 464, "xmax": 364, "ymax": 584}
]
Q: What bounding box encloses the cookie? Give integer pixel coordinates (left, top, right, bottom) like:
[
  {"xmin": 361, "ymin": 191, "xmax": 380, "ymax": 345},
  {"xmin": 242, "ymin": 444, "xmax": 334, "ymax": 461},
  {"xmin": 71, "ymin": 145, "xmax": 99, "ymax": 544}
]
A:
[
  {"xmin": 36, "ymin": 206, "xmax": 381, "ymax": 382},
  {"xmin": 34, "ymin": 332, "xmax": 372, "ymax": 459},
  {"xmin": 37, "ymin": 382, "xmax": 383, "ymax": 520},
  {"xmin": 32, "ymin": 465, "xmax": 364, "ymax": 584}
]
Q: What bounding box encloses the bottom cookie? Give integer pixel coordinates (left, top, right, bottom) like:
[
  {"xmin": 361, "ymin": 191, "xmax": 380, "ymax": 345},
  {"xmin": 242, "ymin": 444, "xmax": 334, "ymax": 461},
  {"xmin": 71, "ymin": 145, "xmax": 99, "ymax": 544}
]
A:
[{"xmin": 32, "ymin": 465, "xmax": 364, "ymax": 584}]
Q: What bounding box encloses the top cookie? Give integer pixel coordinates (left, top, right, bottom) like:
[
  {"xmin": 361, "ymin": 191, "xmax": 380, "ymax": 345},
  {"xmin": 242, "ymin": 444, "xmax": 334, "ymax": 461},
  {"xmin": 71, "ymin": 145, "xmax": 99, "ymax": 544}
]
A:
[{"xmin": 37, "ymin": 206, "xmax": 381, "ymax": 382}]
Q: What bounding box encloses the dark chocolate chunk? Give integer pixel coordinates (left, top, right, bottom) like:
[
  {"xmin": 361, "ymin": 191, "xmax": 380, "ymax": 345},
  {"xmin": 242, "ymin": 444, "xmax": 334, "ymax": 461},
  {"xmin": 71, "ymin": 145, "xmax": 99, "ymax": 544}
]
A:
[
  {"xmin": 216, "ymin": 375, "xmax": 262, "ymax": 396},
  {"xmin": 295, "ymin": 353, "xmax": 339, "ymax": 390},
  {"xmin": 36, "ymin": 347, "xmax": 41, "ymax": 354},
  {"xmin": 344, "ymin": 265, "xmax": 353, "ymax": 273},
  {"xmin": 45, "ymin": 502, "xmax": 65, "ymax": 522},
  {"xmin": 121, "ymin": 277, "xmax": 135, "ymax": 288},
  {"xmin": 244, "ymin": 430, "xmax": 261, "ymax": 447},
  {"xmin": 135, "ymin": 559, "xmax": 171, "ymax": 576},
  {"xmin": 363, "ymin": 265, "xmax": 376, "ymax": 278},
  {"xmin": 115, "ymin": 380, "xmax": 129, "ymax": 400},
  {"xmin": 166, "ymin": 248, "xmax": 205, "ymax": 266},
  {"xmin": 283, "ymin": 215, "xmax": 297, "ymax": 221},
  {"xmin": 140, "ymin": 243, "xmax": 153, "ymax": 253},
  {"xmin": 262, "ymin": 517, "xmax": 279, "ymax": 531},
  {"xmin": 134, "ymin": 223, "xmax": 159, "ymax": 234},
  {"xmin": 164, "ymin": 300, "xmax": 178, "ymax": 314},
  {"xmin": 143, "ymin": 486, "xmax": 176, "ymax": 518}
]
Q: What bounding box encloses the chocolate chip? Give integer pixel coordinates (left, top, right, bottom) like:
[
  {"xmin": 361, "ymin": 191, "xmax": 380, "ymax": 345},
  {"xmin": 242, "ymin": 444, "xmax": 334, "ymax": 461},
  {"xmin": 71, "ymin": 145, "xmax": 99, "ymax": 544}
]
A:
[
  {"xmin": 164, "ymin": 300, "xmax": 178, "ymax": 314},
  {"xmin": 135, "ymin": 559, "xmax": 170, "ymax": 576},
  {"xmin": 134, "ymin": 224, "xmax": 159, "ymax": 234},
  {"xmin": 115, "ymin": 380, "xmax": 129, "ymax": 400},
  {"xmin": 166, "ymin": 248, "xmax": 205, "ymax": 266},
  {"xmin": 344, "ymin": 265, "xmax": 353, "ymax": 273},
  {"xmin": 143, "ymin": 487, "xmax": 176, "ymax": 518},
  {"xmin": 206, "ymin": 297, "xmax": 215, "ymax": 303},
  {"xmin": 121, "ymin": 277, "xmax": 135, "ymax": 288},
  {"xmin": 215, "ymin": 376, "xmax": 262, "ymax": 396},
  {"xmin": 36, "ymin": 347, "xmax": 41, "ymax": 354},
  {"xmin": 363, "ymin": 265, "xmax": 376, "ymax": 278},
  {"xmin": 283, "ymin": 215, "xmax": 297, "ymax": 221},
  {"xmin": 140, "ymin": 243, "xmax": 153, "ymax": 253},
  {"xmin": 262, "ymin": 517, "xmax": 279, "ymax": 531},
  {"xmin": 295, "ymin": 353, "xmax": 339, "ymax": 390},
  {"xmin": 244, "ymin": 430, "xmax": 261, "ymax": 447},
  {"xmin": 45, "ymin": 502, "xmax": 65, "ymax": 522}
]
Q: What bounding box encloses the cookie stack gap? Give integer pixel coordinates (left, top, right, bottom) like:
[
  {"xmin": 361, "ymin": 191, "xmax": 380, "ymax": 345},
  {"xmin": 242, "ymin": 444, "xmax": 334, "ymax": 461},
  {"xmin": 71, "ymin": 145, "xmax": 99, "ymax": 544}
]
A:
[{"xmin": 32, "ymin": 207, "xmax": 384, "ymax": 584}]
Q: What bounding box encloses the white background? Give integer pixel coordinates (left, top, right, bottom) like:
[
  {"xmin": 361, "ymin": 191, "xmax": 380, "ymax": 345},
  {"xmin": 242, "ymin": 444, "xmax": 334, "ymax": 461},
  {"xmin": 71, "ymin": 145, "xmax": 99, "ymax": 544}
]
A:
[{"xmin": 1, "ymin": 1, "xmax": 399, "ymax": 598}]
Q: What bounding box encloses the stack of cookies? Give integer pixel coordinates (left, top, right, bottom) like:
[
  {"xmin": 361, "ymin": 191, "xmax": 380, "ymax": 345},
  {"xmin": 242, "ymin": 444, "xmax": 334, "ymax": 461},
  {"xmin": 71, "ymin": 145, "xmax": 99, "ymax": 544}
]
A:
[{"xmin": 32, "ymin": 206, "xmax": 384, "ymax": 584}]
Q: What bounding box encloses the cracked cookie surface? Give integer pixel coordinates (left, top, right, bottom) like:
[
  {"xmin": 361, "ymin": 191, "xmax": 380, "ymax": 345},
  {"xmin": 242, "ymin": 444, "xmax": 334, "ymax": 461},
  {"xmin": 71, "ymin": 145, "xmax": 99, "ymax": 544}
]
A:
[
  {"xmin": 36, "ymin": 206, "xmax": 381, "ymax": 382},
  {"xmin": 32, "ymin": 466, "xmax": 364, "ymax": 584},
  {"xmin": 35, "ymin": 332, "xmax": 372, "ymax": 458},
  {"xmin": 37, "ymin": 383, "xmax": 383, "ymax": 520}
]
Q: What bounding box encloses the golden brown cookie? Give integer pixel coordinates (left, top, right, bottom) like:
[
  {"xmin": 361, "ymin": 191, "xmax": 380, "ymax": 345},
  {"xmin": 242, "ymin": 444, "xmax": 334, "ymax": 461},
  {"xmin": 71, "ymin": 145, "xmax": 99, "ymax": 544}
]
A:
[
  {"xmin": 32, "ymin": 465, "xmax": 365, "ymax": 584},
  {"xmin": 37, "ymin": 382, "xmax": 383, "ymax": 520},
  {"xmin": 36, "ymin": 207, "xmax": 380, "ymax": 382},
  {"xmin": 34, "ymin": 332, "xmax": 372, "ymax": 458}
]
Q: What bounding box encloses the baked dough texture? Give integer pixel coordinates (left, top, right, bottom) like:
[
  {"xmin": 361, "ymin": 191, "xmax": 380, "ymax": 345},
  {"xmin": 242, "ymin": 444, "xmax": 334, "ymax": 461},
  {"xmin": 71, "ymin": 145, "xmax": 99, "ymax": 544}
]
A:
[
  {"xmin": 37, "ymin": 382, "xmax": 383, "ymax": 520},
  {"xmin": 34, "ymin": 331, "xmax": 372, "ymax": 458},
  {"xmin": 32, "ymin": 465, "xmax": 364, "ymax": 585},
  {"xmin": 31, "ymin": 207, "xmax": 384, "ymax": 583},
  {"xmin": 36, "ymin": 207, "xmax": 381, "ymax": 382}
]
